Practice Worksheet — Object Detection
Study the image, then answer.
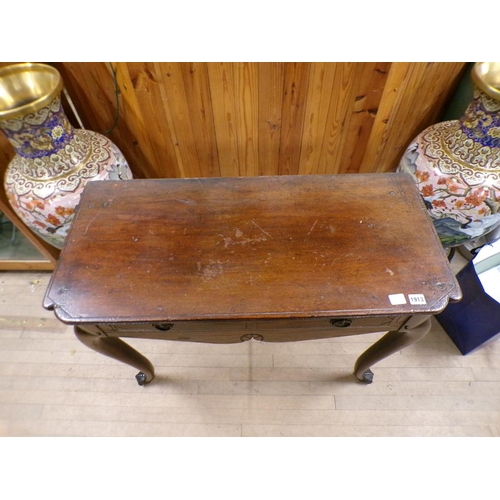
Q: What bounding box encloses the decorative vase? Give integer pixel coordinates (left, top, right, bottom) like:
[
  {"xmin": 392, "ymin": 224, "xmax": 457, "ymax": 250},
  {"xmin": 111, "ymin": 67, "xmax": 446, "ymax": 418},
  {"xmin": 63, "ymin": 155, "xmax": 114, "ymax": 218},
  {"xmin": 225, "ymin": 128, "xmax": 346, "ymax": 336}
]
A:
[
  {"xmin": 397, "ymin": 62, "xmax": 500, "ymax": 248},
  {"xmin": 0, "ymin": 62, "xmax": 133, "ymax": 249}
]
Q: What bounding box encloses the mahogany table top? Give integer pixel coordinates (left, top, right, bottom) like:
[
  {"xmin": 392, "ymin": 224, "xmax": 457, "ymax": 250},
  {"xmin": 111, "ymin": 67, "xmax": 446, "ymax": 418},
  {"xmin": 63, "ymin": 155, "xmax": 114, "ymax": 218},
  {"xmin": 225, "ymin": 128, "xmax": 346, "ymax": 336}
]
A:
[{"xmin": 44, "ymin": 174, "xmax": 461, "ymax": 324}]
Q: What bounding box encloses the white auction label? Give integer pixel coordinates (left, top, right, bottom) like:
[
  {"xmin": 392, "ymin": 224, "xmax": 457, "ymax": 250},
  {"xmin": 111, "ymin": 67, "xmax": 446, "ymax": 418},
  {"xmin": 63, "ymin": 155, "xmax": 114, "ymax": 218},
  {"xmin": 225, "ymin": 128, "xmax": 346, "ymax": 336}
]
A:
[
  {"xmin": 408, "ymin": 294, "xmax": 426, "ymax": 305},
  {"xmin": 388, "ymin": 293, "xmax": 407, "ymax": 305}
]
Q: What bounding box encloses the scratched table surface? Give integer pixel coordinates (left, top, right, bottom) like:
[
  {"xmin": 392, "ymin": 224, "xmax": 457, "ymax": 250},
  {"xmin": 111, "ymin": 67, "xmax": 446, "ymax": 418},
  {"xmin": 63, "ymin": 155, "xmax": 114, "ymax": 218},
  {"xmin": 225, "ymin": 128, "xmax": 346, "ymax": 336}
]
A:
[{"xmin": 44, "ymin": 174, "xmax": 461, "ymax": 324}]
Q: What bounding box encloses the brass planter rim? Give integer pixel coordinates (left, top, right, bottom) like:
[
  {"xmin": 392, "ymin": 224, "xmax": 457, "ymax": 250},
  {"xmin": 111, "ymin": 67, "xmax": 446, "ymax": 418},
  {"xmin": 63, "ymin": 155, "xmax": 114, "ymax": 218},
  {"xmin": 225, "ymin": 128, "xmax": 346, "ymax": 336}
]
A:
[
  {"xmin": 472, "ymin": 62, "xmax": 500, "ymax": 100},
  {"xmin": 0, "ymin": 62, "xmax": 63, "ymax": 121}
]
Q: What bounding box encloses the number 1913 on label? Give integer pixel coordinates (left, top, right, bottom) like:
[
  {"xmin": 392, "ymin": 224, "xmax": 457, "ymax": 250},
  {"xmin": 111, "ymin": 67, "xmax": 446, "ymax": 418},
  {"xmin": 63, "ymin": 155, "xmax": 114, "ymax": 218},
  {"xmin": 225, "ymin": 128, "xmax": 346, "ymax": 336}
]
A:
[{"xmin": 408, "ymin": 294, "xmax": 426, "ymax": 305}]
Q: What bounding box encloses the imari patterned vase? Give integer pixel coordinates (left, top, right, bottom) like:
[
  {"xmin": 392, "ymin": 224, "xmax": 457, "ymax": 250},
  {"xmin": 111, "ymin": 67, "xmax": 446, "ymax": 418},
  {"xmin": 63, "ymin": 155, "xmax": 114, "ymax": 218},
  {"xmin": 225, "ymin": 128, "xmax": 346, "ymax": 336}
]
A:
[
  {"xmin": 0, "ymin": 62, "xmax": 133, "ymax": 249},
  {"xmin": 397, "ymin": 62, "xmax": 500, "ymax": 248}
]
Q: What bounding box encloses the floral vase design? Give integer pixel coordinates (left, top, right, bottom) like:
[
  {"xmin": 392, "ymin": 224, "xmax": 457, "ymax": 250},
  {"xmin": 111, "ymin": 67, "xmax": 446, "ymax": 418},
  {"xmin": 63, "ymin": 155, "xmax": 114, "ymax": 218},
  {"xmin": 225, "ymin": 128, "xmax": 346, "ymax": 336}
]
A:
[
  {"xmin": 397, "ymin": 62, "xmax": 500, "ymax": 248},
  {"xmin": 0, "ymin": 62, "xmax": 133, "ymax": 249}
]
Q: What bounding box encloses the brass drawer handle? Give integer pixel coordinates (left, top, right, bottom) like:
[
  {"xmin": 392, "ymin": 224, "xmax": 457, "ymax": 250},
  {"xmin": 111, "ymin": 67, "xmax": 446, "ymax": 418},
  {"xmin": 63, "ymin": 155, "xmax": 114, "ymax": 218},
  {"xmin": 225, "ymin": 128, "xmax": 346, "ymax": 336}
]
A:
[
  {"xmin": 331, "ymin": 319, "xmax": 352, "ymax": 328},
  {"xmin": 153, "ymin": 323, "xmax": 174, "ymax": 331}
]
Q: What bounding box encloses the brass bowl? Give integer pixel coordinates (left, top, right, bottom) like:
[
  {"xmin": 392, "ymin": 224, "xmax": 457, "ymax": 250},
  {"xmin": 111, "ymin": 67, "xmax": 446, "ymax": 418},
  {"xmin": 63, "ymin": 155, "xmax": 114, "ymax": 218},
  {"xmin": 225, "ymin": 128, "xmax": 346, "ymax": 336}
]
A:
[
  {"xmin": 472, "ymin": 62, "xmax": 500, "ymax": 100},
  {"xmin": 0, "ymin": 62, "xmax": 63, "ymax": 121}
]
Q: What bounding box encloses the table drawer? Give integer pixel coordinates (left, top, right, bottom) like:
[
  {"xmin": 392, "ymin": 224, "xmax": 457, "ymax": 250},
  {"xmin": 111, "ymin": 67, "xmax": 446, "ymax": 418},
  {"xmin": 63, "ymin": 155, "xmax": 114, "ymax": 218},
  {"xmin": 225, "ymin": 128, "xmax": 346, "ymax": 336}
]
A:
[{"xmin": 88, "ymin": 315, "xmax": 408, "ymax": 343}]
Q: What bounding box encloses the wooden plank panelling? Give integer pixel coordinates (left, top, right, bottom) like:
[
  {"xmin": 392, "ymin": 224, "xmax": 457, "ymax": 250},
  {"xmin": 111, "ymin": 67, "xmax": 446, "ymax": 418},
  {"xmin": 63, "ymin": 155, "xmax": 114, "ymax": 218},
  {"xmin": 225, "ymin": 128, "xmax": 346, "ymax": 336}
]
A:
[
  {"xmin": 0, "ymin": 62, "xmax": 467, "ymax": 212},
  {"xmin": 235, "ymin": 62, "xmax": 259, "ymax": 177},
  {"xmin": 258, "ymin": 63, "xmax": 284, "ymax": 176},
  {"xmin": 359, "ymin": 62, "xmax": 466, "ymax": 173},
  {"xmin": 278, "ymin": 62, "xmax": 311, "ymax": 175},
  {"xmin": 338, "ymin": 62, "xmax": 392, "ymax": 174},
  {"xmin": 298, "ymin": 62, "xmax": 337, "ymax": 175},
  {"xmin": 316, "ymin": 62, "xmax": 362, "ymax": 175},
  {"xmin": 155, "ymin": 62, "xmax": 203, "ymax": 178},
  {"xmin": 117, "ymin": 62, "xmax": 180, "ymax": 178},
  {"xmin": 207, "ymin": 63, "xmax": 240, "ymax": 177},
  {"xmin": 180, "ymin": 63, "xmax": 221, "ymax": 177}
]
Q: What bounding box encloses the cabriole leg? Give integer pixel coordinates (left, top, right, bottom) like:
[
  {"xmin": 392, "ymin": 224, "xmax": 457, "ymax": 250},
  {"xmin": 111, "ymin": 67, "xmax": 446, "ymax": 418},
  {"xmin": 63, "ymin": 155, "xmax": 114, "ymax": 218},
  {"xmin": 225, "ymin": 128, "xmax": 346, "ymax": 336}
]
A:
[
  {"xmin": 353, "ymin": 315, "xmax": 432, "ymax": 384},
  {"xmin": 74, "ymin": 327, "xmax": 155, "ymax": 385}
]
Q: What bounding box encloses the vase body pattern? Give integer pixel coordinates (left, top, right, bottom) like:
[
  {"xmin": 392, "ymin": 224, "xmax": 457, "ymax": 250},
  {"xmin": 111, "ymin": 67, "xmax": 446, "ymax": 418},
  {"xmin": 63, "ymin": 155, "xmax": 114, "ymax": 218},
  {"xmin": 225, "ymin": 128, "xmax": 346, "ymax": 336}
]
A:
[
  {"xmin": 397, "ymin": 86, "xmax": 500, "ymax": 248},
  {"xmin": 1, "ymin": 93, "xmax": 132, "ymax": 249}
]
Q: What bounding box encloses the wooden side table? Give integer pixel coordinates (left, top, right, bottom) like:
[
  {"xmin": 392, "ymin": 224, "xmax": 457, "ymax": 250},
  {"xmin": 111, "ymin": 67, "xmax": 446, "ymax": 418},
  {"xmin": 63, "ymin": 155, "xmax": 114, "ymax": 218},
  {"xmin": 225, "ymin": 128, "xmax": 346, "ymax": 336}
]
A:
[{"xmin": 43, "ymin": 174, "xmax": 461, "ymax": 385}]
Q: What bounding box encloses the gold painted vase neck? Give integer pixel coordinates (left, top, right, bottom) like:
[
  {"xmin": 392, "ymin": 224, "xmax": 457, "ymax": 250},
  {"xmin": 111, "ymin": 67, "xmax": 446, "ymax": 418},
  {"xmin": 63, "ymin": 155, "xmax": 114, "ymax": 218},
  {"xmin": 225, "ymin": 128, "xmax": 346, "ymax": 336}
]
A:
[
  {"xmin": 0, "ymin": 63, "xmax": 63, "ymax": 120},
  {"xmin": 472, "ymin": 62, "xmax": 500, "ymax": 101},
  {"xmin": 0, "ymin": 63, "xmax": 75, "ymax": 160}
]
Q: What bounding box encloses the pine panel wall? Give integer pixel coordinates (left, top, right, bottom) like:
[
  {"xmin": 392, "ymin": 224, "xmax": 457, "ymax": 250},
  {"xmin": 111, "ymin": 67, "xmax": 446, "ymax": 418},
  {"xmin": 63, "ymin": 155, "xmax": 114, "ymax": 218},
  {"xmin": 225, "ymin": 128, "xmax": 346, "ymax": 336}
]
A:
[{"xmin": 52, "ymin": 62, "xmax": 466, "ymax": 178}]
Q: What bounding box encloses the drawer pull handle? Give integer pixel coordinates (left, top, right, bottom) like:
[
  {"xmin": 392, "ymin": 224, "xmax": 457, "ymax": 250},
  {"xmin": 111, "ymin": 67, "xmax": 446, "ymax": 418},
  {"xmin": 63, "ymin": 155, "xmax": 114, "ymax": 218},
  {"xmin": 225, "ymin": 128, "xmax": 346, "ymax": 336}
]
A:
[
  {"xmin": 154, "ymin": 323, "xmax": 174, "ymax": 331},
  {"xmin": 331, "ymin": 319, "xmax": 352, "ymax": 328}
]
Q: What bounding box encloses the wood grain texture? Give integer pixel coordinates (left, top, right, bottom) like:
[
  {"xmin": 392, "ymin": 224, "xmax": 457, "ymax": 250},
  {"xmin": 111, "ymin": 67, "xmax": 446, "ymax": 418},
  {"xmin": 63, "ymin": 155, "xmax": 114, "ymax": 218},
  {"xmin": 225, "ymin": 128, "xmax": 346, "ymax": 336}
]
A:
[
  {"xmin": 258, "ymin": 63, "xmax": 284, "ymax": 176},
  {"xmin": 118, "ymin": 62, "xmax": 180, "ymax": 178},
  {"xmin": 298, "ymin": 62, "xmax": 337, "ymax": 175},
  {"xmin": 339, "ymin": 62, "xmax": 392, "ymax": 174},
  {"xmin": 359, "ymin": 62, "xmax": 467, "ymax": 173},
  {"xmin": 180, "ymin": 63, "xmax": 221, "ymax": 177},
  {"xmin": 45, "ymin": 62, "xmax": 465, "ymax": 179},
  {"xmin": 316, "ymin": 62, "xmax": 362, "ymax": 175},
  {"xmin": 278, "ymin": 62, "xmax": 311, "ymax": 175},
  {"xmin": 44, "ymin": 174, "xmax": 460, "ymax": 325},
  {"xmin": 207, "ymin": 63, "xmax": 240, "ymax": 176},
  {"xmin": 0, "ymin": 260, "xmax": 53, "ymax": 271}
]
